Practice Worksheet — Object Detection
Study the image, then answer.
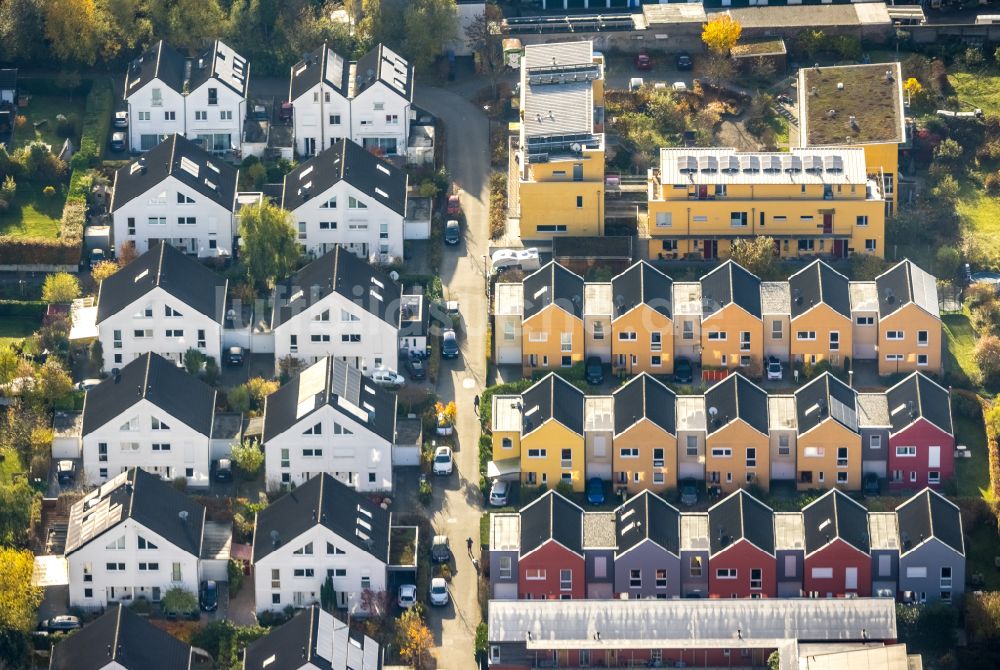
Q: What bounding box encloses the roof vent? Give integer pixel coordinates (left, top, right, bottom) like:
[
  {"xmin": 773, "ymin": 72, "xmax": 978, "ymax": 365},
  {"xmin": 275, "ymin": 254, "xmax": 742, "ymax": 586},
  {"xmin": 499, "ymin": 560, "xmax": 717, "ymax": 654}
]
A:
[
  {"xmin": 179, "ymin": 510, "xmax": 189, "ymax": 522},
  {"xmin": 270, "ymin": 529, "xmax": 281, "ymax": 548},
  {"xmin": 907, "ymin": 400, "xmax": 915, "ymax": 418},
  {"xmin": 837, "ymin": 82, "xmax": 844, "ymax": 90},
  {"xmin": 826, "ymin": 109, "xmax": 836, "ymax": 119},
  {"xmin": 849, "ymin": 115, "xmax": 859, "ymax": 131},
  {"xmin": 793, "ymin": 288, "xmax": 802, "ymax": 305},
  {"xmin": 884, "ymin": 288, "xmax": 895, "ymax": 305},
  {"xmin": 884, "ymin": 69, "xmax": 894, "ymax": 82}
]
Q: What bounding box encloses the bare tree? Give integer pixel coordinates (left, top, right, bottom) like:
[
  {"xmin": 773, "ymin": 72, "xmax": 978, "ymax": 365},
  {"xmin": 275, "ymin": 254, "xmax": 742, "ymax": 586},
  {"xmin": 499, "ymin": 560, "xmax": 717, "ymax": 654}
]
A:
[{"xmin": 466, "ymin": 2, "xmax": 505, "ymax": 95}]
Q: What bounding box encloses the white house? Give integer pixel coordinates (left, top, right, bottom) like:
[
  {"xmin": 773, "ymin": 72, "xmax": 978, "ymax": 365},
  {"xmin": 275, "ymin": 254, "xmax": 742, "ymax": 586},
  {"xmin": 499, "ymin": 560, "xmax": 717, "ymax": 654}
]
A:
[
  {"xmin": 124, "ymin": 39, "xmax": 248, "ymax": 153},
  {"xmin": 271, "ymin": 246, "xmax": 403, "ymax": 374},
  {"xmin": 281, "ymin": 138, "xmax": 408, "ymax": 261},
  {"xmin": 65, "ymin": 467, "xmax": 206, "ymax": 609},
  {"xmin": 94, "ymin": 242, "xmax": 226, "ymax": 372},
  {"xmin": 289, "ymin": 43, "xmax": 412, "ymax": 158},
  {"xmin": 262, "ymin": 357, "xmax": 396, "ymax": 493},
  {"xmin": 252, "ymin": 473, "xmax": 390, "ymax": 613},
  {"xmin": 110, "ymin": 134, "xmax": 240, "ymax": 258},
  {"xmin": 81, "ymin": 353, "xmax": 217, "ymax": 487},
  {"xmin": 243, "ymin": 605, "xmax": 382, "ymax": 670}
]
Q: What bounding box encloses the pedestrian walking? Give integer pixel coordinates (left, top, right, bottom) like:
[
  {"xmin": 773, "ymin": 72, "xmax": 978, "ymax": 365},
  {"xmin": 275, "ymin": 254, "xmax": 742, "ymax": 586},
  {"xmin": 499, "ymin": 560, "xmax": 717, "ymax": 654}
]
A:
[
  {"xmin": 473, "ymin": 394, "xmax": 480, "ymax": 414},
  {"xmin": 466, "ymin": 536, "xmax": 474, "ymax": 556}
]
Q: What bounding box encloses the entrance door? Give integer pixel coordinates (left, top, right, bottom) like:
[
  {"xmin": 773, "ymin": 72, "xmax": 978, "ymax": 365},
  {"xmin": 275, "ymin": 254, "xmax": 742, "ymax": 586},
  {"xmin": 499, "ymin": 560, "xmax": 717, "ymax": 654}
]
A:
[
  {"xmin": 698, "ymin": 185, "xmax": 708, "ymax": 199},
  {"xmin": 845, "ymin": 567, "xmax": 858, "ymax": 591},
  {"xmin": 833, "ymin": 239, "xmax": 847, "ymax": 258},
  {"xmin": 823, "ymin": 214, "xmax": 833, "ymax": 234},
  {"xmin": 703, "ymin": 239, "xmax": 717, "ymax": 259}
]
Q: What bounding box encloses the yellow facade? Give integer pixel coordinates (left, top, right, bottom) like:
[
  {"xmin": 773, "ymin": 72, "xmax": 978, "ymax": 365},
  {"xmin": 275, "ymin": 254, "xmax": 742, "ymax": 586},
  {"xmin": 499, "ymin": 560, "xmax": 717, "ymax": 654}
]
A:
[
  {"xmin": 492, "ymin": 430, "xmax": 522, "ymax": 463},
  {"xmin": 701, "ymin": 305, "xmax": 764, "ymax": 372},
  {"xmin": 611, "ymin": 305, "xmax": 674, "ymax": 375},
  {"xmin": 614, "ymin": 420, "xmax": 677, "ymax": 494},
  {"xmin": 878, "ymin": 306, "xmax": 942, "ymax": 375},
  {"xmin": 518, "ymin": 149, "xmax": 606, "ymax": 238},
  {"xmin": 789, "ymin": 304, "xmax": 853, "ymax": 366},
  {"xmin": 520, "ymin": 420, "xmax": 586, "ymax": 492},
  {"xmin": 705, "ymin": 421, "xmax": 771, "ymax": 493},
  {"xmin": 861, "ymin": 143, "xmax": 899, "ymax": 212},
  {"xmin": 522, "ymin": 306, "xmax": 585, "ymax": 375},
  {"xmin": 796, "ymin": 421, "xmax": 862, "ymax": 491}
]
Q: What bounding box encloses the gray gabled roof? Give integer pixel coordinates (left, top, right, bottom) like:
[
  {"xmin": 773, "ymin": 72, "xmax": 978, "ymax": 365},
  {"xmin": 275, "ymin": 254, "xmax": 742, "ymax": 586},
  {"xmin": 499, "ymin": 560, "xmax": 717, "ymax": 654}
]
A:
[
  {"xmin": 290, "ymin": 43, "xmax": 351, "ymax": 102},
  {"xmin": 896, "ymin": 488, "xmax": 964, "ymax": 557},
  {"xmin": 610, "ymin": 261, "xmax": 673, "ymax": 320},
  {"xmin": 124, "ymin": 40, "xmax": 186, "ymax": 98},
  {"xmin": 519, "ymin": 489, "xmax": 583, "ymax": 557},
  {"xmin": 875, "ymin": 259, "xmax": 939, "ymax": 320},
  {"xmin": 704, "ymin": 373, "xmax": 768, "ymax": 436},
  {"xmin": 802, "ymin": 489, "xmax": 870, "ymax": 556},
  {"xmin": 81, "ymin": 353, "xmax": 217, "ymax": 437},
  {"xmin": 885, "ymin": 372, "xmax": 953, "ymax": 437},
  {"xmin": 187, "ymin": 40, "xmax": 249, "ymax": 97},
  {"xmin": 95, "ymin": 242, "xmax": 227, "ymax": 324},
  {"xmin": 243, "ymin": 606, "xmax": 381, "ymax": 670},
  {"xmin": 523, "ymin": 261, "xmax": 585, "ymax": 321},
  {"xmin": 612, "ymin": 373, "xmax": 676, "ymax": 437},
  {"xmin": 700, "ymin": 260, "xmax": 761, "ymax": 319},
  {"xmin": 354, "ymin": 44, "xmax": 414, "ymax": 101},
  {"xmin": 788, "ymin": 259, "xmax": 851, "ymax": 319},
  {"xmin": 707, "ymin": 489, "xmax": 774, "ymax": 556},
  {"xmin": 794, "ymin": 372, "xmax": 859, "ymax": 436},
  {"xmin": 615, "ymin": 490, "xmax": 680, "ymax": 557},
  {"xmin": 521, "ymin": 373, "xmax": 584, "ymax": 437}
]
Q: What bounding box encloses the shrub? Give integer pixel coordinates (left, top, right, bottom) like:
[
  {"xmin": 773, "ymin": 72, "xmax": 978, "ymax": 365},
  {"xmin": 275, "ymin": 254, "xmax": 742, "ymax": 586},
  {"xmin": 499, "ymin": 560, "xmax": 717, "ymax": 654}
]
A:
[
  {"xmin": 986, "ymin": 172, "xmax": 1000, "ymax": 196},
  {"xmin": 232, "ymin": 440, "xmax": 264, "ymax": 479},
  {"xmin": 974, "ymin": 335, "xmax": 1000, "ymax": 384},
  {"xmin": 227, "ymin": 559, "xmax": 244, "ymax": 594},
  {"xmin": 929, "ymin": 59, "xmax": 952, "ymax": 97},
  {"xmin": 0, "ymin": 176, "xmax": 15, "ymax": 201},
  {"xmin": 55, "ymin": 114, "xmax": 78, "ymax": 140},
  {"xmin": 418, "ymin": 480, "xmax": 432, "ymax": 505}
]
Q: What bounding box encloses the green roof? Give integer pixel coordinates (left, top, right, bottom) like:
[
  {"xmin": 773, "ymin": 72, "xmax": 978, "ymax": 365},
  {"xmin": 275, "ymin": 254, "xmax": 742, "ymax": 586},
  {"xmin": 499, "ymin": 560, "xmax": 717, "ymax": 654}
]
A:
[{"xmin": 800, "ymin": 63, "xmax": 905, "ymax": 146}]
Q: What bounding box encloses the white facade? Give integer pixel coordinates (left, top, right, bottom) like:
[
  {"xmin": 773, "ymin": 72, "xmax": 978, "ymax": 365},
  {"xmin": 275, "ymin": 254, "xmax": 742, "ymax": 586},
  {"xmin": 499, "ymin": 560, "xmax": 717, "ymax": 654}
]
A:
[
  {"xmin": 291, "ymin": 180, "xmax": 405, "ymax": 260},
  {"xmin": 292, "ymin": 82, "xmax": 352, "ymax": 157},
  {"xmin": 273, "ymin": 291, "xmax": 399, "ymax": 374},
  {"xmin": 264, "ymin": 404, "xmax": 392, "ymax": 493},
  {"xmin": 67, "ymin": 517, "xmax": 200, "ymax": 608},
  {"xmin": 97, "ymin": 286, "xmax": 222, "ymax": 372},
  {"xmin": 82, "ymin": 399, "xmax": 212, "ymax": 487},
  {"xmin": 254, "ymin": 524, "xmax": 387, "ymax": 613},
  {"xmin": 126, "ymin": 81, "xmax": 186, "ymax": 152},
  {"xmin": 185, "ymin": 78, "xmax": 247, "ymax": 153},
  {"xmin": 112, "ymin": 175, "xmax": 234, "ymax": 258},
  {"xmin": 350, "ymin": 82, "xmax": 410, "ymax": 157}
]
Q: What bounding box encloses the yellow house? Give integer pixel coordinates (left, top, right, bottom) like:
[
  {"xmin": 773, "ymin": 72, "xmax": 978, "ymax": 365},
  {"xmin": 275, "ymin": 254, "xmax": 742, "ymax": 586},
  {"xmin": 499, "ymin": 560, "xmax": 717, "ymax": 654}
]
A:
[
  {"xmin": 875, "ymin": 260, "xmax": 942, "ymax": 375},
  {"xmin": 645, "ymin": 147, "xmax": 886, "ymax": 261},
  {"xmin": 522, "ymin": 262, "xmax": 585, "ymax": 376},
  {"xmin": 518, "ymin": 374, "xmax": 586, "ymax": 492},
  {"xmin": 490, "ymin": 393, "xmax": 524, "ymax": 482},
  {"xmin": 700, "ymin": 261, "xmax": 764, "ymax": 374},
  {"xmin": 514, "ymin": 41, "xmax": 605, "ymax": 239},
  {"xmin": 612, "ymin": 373, "xmax": 678, "ymax": 494},
  {"xmin": 788, "ymin": 260, "xmax": 853, "ymax": 367},
  {"xmin": 704, "ymin": 373, "xmax": 771, "ymax": 493},
  {"xmin": 610, "ymin": 261, "xmax": 675, "ymax": 375},
  {"xmin": 798, "ymin": 62, "xmax": 906, "ymax": 217},
  {"xmin": 793, "ymin": 372, "xmax": 862, "ymax": 491}
]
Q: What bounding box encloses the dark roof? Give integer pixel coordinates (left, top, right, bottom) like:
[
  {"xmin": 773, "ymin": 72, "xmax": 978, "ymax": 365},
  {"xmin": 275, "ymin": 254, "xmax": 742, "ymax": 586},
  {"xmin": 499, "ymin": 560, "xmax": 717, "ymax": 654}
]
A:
[
  {"xmin": 802, "ymin": 489, "xmax": 870, "ymax": 556},
  {"xmin": 875, "ymin": 259, "xmax": 939, "ymax": 319},
  {"xmin": 519, "ymin": 490, "xmax": 583, "ymax": 556},
  {"xmin": 704, "ymin": 373, "xmax": 768, "ymax": 436},
  {"xmin": 65, "ymin": 468, "xmax": 205, "ymax": 557},
  {"xmin": 81, "ymin": 353, "xmax": 217, "ymax": 436},
  {"xmin": 896, "ymin": 488, "xmax": 964, "ymax": 557},
  {"xmin": 788, "ymin": 260, "xmax": 851, "ymax": 319},
  {"xmin": 611, "ymin": 261, "xmax": 673, "ymax": 320},
  {"xmin": 794, "ymin": 372, "xmax": 859, "ymax": 436},
  {"xmin": 50, "ymin": 605, "xmax": 192, "ymax": 670},
  {"xmin": 253, "ymin": 473, "xmax": 390, "ymax": 563},
  {"xmin": 290, "ymin": 43, "xmax": 351, "ymax": 102},
  {"xmin": 523, "ymin": 261, "xmax": 585, "ymax": 320},
  {"xmin": 399, "ymin": 294, "xmax": 428, "ymax": 339},
  {"xmin": 243, "ymin": 606, "xmax": 381, "ymax": 670},
  {"xmin": 262, "ymin": 357, "xmax": 396, "ymax": 443},
  {"xmin": 707, "ymin": 489, "xmax": 774, "ymax": 556},
  {"xmin": 124, "ymin": 40, "xmax": 186, "ymax": 97},
  {"xmin": 282, "ymin": 138, "xmax": 407, "ymax": 215},
  {"xmin": 0, "ymin": 68, "xmax": 17, "ymax": 90},
  {"xmin": 96, "ymin": 242, "xmax": 227, "ymax": 324},
  {"xmin": 187, "ymin": 40, "xmax": 249, "ymax": 97},
  {"xmin": 700, "ymin": 260, "xmax": 761, "ymax": 319},
  {"xmin": 110, "ymin": 134, "xmax": 238, "ymax": 212},
  {"xmin": 552, "ymin": 235, "xmax": 633, "ymax": 260},
  {"xmin": 521, "ymin": 373, "xmax": 584, "ymax": 436},
  {"xmin": 615, "ymin": 490, "xmax": 680, "ymax": 557},
  {"xmin": 354, "ymin": 44, "xmax": 414, "ymax": 101},
  {"xmin": 271, "ymin": 246, "xmax": 403, "ymax": 329},
  {"xmin": 613, "ymin": 373, "xmax": 676, "ymax": 437},
  {"xmin": 885, "ymin": 372, "xmax": 953, "ymax": 436}
]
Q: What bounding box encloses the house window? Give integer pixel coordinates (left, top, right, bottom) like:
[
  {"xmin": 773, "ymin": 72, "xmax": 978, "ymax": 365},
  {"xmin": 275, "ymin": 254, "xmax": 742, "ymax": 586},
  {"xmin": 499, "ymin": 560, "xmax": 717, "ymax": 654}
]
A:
[
  {"xmin": 578, "ymin": 649, "xmax": 589, "ymax": 666},
  {"xmin": 106, "ymin": 562, "xmax": 125, "ymax": 571},
  {"xmin": 620, "ymin": 448, "xmax": 639, "ymax": 458},
  {"xmin": 290, "ymin": 335, "xmax": 297, "ymax": 352},
  {"xmin": 164, "ymin": 111, "xmax": 175, "ymax": 121},
  {"xmin": 293, "ymin": 568, "xmax": 315, "ymax": 578},
  {"xmin": 501, "ymin": 437, "xmax": 513, "ymax": 450},
  {"xmin": 740, "ymin": 332, "xmax": 750, "ymax": 351},
  {"xmin": 630, "ymin": 569, "xmax": 641, "ymax": 588},
  {"xmin": 536, "ymin": 225, "xmax": 567, "ymax": 233},
  {"xmin": 207, "ymin": 88, "xmax": 218, "ymax": 105},
  {"xmin": 525, "ymin": 568, "xmax": 546, "ymax": 580},
  {"xmin": 655, "ymin": 569, "xmax": 667, "ymax": 589},
  {"xmin": 941, "ymin": 567, "xmax": 952, "ymax": 588},
  {"xmin": 348, "ymin": 196, "xmax": 367, "ymax": 209},
  {"xmin": 918, "ymin": 354, "xmax": 928, "ymax": 366},
  {"xmin": 711, "ymin": 448, "xmax": 732, "ymax": 458},
  {"xmin": 560, "ymin": 569, "xmax": 572, "ymax": 590},
  {"xmin": 837, "ymin": 447, "xmax": 848, "ymax": 467},
  {"xmin": 148, "ymin": 217, "xmax": 165, "ymax": 226},
  {"xmin": 576, "ymin": 196, "xmax": 583, "ymax": 208},
  {"xmin": 928, "ymin": 471, "xmax": 940, "ymax": 484},
  {"xmin": 771, "ymin": 320, "xmax": 783, "ymax": 339},
  {"xmin": 690, "ymin": 556, "xmax": 703, "ymax": 577},
  {"xmin": 653, "ymin": 448, "xmax": 664, "ymax": 467},
  {"xmin": 683, "ymin": 321, "xmax": 694, "ymax": 340},
  {"xmin": 655, "ymin": 212, "xmax": 672, "ymax": 227},
  {"xmin": 750, "ymin": 568, "xmax": 762, "ymax": 590},
  {"xmin": 165, "ymin": 329, "xmax": 183, "ymax": 338},
  {"xmin": 651, "ymin": 332, "xmax": 662, "ymax": 351},
  {"xmin": 490, "ymin": 646, "xmax": 500, "ymax": 663},
  {"xmin": 686, "ymin": 435, "xmax": 698, "ymax": 456},
  {"xmin": 829, "ymin": 331, "xmax": 839, "ymax": 351},
  {"xmin": 896, "ymin": 446, "xmax": 916, "ymax": 457},
  {"xmin": 837, "ymin": 471, "xmax": 848, "ymax": 484},
  {"xmin": 856, "ymin": 215, "xmax": 868, "ymax": 227},
  {"xmin": 561, "ymin": 333, "xmax": 572, "ymax": 352},
  {"xmin": 778, "ymin": 435, "xmax": 790, "ymax": 456},
  {"xmin": 870, "ymin": 435, "xmax": 882, "ymax": 449},
  {"xmin": 856, "ymin": 316, "xmax": 874, "ymax": 326},
  {"xmin": 195, "ymin": 111, "xmax": 207, "ymax": 121},
  {"xmin": 707, "ymin": 331, "xmax": 726, "ymax": 341},
  {"xmin": 526, "ymin": 449, "xmax": 546, "ymax": 458},
  {"xmin": 172, "ymin": 563, "xmax": 182, "ymax": 582},
  {"xmin": 865, "ymin": 239, "xmax": 877, "ymax": 252},
  {"xmin": 811, "ymin": 567, "xmax": 833, "ymax": 579},
  {"xmin": 730, "ymin": 212, "xmax": 748, "ymax": 227},
  {"xmin": 177, "ymin": 216, "xmax": 195, "ymax": 225},
  {"xmin": 151, "ymin": 443, "xmax": 171, "ymax": 451},
  {"xmin": 716, "ymin": 568, "xmax": 737, "ymax": 579},
  {"xmin": 746, "ymin": 448, "xmax": 756, "ymax": 468},
  {"xmin": 342, "ymin": 334, "xmax": 361, "ymax": 343},
  {"xmin": 886, "ymin": 330, "xmax": 904, "ymax": 340},
  {"xmin": 561, "ymin": 449, "xmax": 572, "ymax": 468},
  {"xmin": 221, "ymin": 110, "xmax": 232, "ymax": 120},
  {"xmin": 298, "ymin": 222, "xmax": 307, "ymax": 239},
  {"xmin": 797, "ymin": 331, "xmax": 816, "ymax": 341},
  {"xmin": 499, "ymin": 557, "xmax": 512, "ymax": 579},
  {"xmin": 138, "ymin": 111, "xmax": 150, "ymax": 120},
  {"xmin": 618, "ymin": 331, "xmax": 637, "ymax": 342}
]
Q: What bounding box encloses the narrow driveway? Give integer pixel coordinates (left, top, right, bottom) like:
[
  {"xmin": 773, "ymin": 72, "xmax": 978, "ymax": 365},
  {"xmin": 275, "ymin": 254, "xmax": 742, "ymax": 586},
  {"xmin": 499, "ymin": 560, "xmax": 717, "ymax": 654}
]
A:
[{"xmin": 414, "ymin": 85, "xmax": 490, "ymax": 670}]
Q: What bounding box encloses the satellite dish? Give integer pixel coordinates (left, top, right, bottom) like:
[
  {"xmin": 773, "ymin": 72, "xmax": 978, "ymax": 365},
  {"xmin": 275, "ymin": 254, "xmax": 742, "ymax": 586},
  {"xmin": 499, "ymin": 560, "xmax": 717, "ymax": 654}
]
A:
[
  {"xmin": 571, "ymin": 143, "xmax": 582, "ymax": 153},
  {"xmin": 708, "ymin": 407, "xmax": 718, "ymax": 418},
  {"xmin": 389, "ymin": 271, "xmax": 400, "ymax": 281}
]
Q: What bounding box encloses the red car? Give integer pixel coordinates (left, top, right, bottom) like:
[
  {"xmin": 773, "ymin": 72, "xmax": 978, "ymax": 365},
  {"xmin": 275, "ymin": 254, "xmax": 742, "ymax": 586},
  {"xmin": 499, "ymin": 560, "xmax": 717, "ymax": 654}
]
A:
[
  {"xmin": 447, "ymin": 194, "xmax": 461, "ymax": 216},
  {"xmin": 634, "ymin": 53, "xmax": 652, "ymax": 71}
]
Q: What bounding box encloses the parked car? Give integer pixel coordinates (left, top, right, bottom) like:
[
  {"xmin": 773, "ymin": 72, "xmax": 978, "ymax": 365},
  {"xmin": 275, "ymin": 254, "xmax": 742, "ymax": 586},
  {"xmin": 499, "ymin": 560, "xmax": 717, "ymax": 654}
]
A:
[
  {"xmin": 634, "ymin": 52, "xmax": 652, "ymax": 70},
  {"xmin": 200, "ymin": 580, "xmax": 218, "ymax": 612},
  {"xmin": 863, "ymin": 473, "xmax": 881, "ymax": 496},
  {"xmin": 89, "ymin": 247, "xmax": 106, "ymax": 267},
  {"xmin": 213, "ymin": 458, "xmax": 233, "ymax": 482},
  {"xmin": 109, "ymin": 132, "xmax": 127, "ymax": 152},
  {"xmin": 674, "ymin": 357, "xmax": 693, "ymax": 384},
  {"xmin": 431, "ymin": 535, "xmax": 451, "ymax": 563},
  {"xmin": 56, "ymin": 460, "xmax": 77, "ymax": 485},
  {"xmin": 585, "ymin": 356, "xmax": 604, "ymax": 385},
  {"xmin": 225, "ymin": 346, "xmax": 244, "ymax": 366},
  {"xmin": 39, "ymin": 616, "xmax": 81, "ymax": 633},
  {"xmin": 586, "ymin": 477, "xmax": 605, "ymax": 506},
  {"xmin": 671, "ymin": 82, "xmax": 688, "ymax": 93},
  {"xmin": 370, "ymin": 367, "xmax": 405, "ymax": 388},
  {"xmin": 113, "ymin": 111, "xmax": 129, "ymax": 128},
  {"xmin": 432, "ymin": 446, "xmax": 453, "ymax": 475},
  {"xmin": 398, "ymin": 584, "xmax": 417, "ymax": 609},
  {"xmin": 444, "ymin": 220, "xmax": 461, "ymax": 245},
  {"xmin": 679, "ymin": 479, "xmax": 698, "ymax": 506},
  {"xmin": 447, "ymin": 194, "xmax": 461, "ymax": 216},
  {"xmin": 429, "ymin": 578, "xmax": 450, "ymax": 606},
  {"xmin": 446, "ymin": 300, "xmax": 460, "ymax": 319},
  {"xmin": 766, "ymin": 356, "xmax": 783, "ymax": 381},
  {"xmin": 489, "ymin": 479, "xmax": 510, "ymax": 507},
  {"xmin": 441, "ymin": 329, "xmax": 459, "ymax": 359},
  {"xmin": 405, "ymin": 355, "xmax": 426, "ymax": 381},
  {"xmin": 676, "ymin": 53, "xmax": 693, "ymax": 70},
  {"xmin": 77, "ymin": 378, "xmax": 102, "ymax": 392}
]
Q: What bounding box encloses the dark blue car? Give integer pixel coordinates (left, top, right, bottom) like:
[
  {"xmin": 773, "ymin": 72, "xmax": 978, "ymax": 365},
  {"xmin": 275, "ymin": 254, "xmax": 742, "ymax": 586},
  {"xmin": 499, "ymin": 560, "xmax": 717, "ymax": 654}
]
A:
[{"xmin": 586, "ymin": 478, "xmax": 605, "ymax": 506}]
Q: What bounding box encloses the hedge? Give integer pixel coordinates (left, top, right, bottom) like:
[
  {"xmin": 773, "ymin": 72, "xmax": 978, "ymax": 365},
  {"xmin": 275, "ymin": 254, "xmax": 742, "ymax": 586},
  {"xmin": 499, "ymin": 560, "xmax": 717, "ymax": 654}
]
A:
[
  {"xmin": 18, "ymin": 76, "xmax": 91, "ymax": 97},
  {"xmin": 0, "ymin": 237, "xmax": 81, "ymax": 265},
  {"xmin": 0, "ymin": 300, "xmax": 46, "ymax": 318},
  {"xmin": 71, "ymin": 78, "xmax": 114, "ymax": 170}
]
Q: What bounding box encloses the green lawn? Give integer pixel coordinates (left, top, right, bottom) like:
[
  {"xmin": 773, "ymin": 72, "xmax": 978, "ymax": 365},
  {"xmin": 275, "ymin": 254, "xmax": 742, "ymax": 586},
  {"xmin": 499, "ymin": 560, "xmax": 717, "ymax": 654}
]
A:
[
  {"xmin": 0, "ymin": 447, "xmax": 26, "ymax": 484},
  {"xmin": 943, "ymin": 312, "xmax": 981, "ymax": 384},
  {"xmin": 12, "ymin": 93, "xmax": 84, "ymax": 150},
  {"xmin": 0, "ymin": 183, "xmax": 66, "ymax": 239},
  {"xmin": 964, "ymin": 522, "xmax": 1000, "ymax": 591},
  {"xmin": 949, "ymin": 71, "xmax": 1000, "ymax": 116},
  {"xmin": 0, "ymin": 316, "xmax": 38, "ymax": 348},
  {"xmin": 954, "ymin": 413, "xmax": 990, "ymax": 498}
]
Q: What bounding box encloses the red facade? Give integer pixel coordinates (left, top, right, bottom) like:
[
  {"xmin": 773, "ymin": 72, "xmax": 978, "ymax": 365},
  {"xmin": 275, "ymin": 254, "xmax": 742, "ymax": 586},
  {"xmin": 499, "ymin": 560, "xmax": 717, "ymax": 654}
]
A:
[
  {"xmin": 493, "ymin": 647, "xmax": 773, "ymax": 669},
  {"xmin": 887, "ymin": 419, "xmax": 954, "ymax": 490},
  {"xmin": 708, "ymin": 541, "xmax": 777, "ymax": 598},
  {"xmin": 803, "ymin": 538, "xmax": 872, "ymax": 597},
  {"xmin": 519, "ymin": 542, "xmax": 586, "ymax": 600}
]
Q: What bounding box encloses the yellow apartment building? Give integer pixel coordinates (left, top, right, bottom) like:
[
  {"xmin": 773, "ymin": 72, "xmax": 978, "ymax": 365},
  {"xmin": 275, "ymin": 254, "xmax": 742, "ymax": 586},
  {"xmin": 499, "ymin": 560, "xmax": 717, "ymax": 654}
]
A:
[
  {"xmin": 521, "ymin": 262, "xmax": 585, "ymax": 375},
  {"xmin": 799, "ymin": 62, "xmax": 906, "ymax": 216},
  {"xmin": 610, "ymin": 261, "xmax": 675, "ymax": 375},
  {"xmin": 518, "ymin": 374, "xmax": 586, "ymax": 491},
  {"xmin": 875, "ymin": 260, "xmax": 942, "ymax": 375},
  {"xmin": 700, "ymin": 261, "xmax": 764, "ymax": 375},
  {"xmin": 513, "ymin": 41, "xmax": 605, "ymax": 239},
  {"xmin": 788, "ymin": 260, "xmax": 853, "ymax": 366},
  {"xmin": 645, "ymin": 147, "xmax": 885, "ymax": 261},
  {"xmin": 794, "ymin": 373, "xmax": 862, "ymax": 491},
  {"xmin": 611, "ymin": 374, "xmax": 678, "ymax": 494},
  {"xmin": 704, "ymin": 373, "xmax": 771, "ymax": 493}
]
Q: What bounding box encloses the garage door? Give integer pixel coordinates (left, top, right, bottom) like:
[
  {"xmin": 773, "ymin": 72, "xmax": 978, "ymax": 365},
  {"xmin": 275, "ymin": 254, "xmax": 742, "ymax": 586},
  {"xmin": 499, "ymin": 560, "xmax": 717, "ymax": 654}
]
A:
[
  {"xmin": 493, "ymin": 583, "xmax": 517, "ymax": 600},
  {"xmin": 200, "ymin": 559, "xmax": 229, "ymax": 582}
]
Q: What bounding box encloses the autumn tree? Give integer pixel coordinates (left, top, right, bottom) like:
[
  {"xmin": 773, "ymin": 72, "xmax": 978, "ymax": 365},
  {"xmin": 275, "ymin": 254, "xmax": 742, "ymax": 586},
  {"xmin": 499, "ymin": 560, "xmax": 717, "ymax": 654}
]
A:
[
  {"xmin": 974, "ymin": 334, "xmax": 1000, "ymax": 385},
  {"xmin": 466, "ymin": 3, "xmax": 505, "ymax": 93},
  {"xmin": 0, "ymin": 347, "xmax": 17, "ymax": 387},
  {"xmin": 239, "ymin": 202, "xmax": 300, "ymax": 290},
  {"xmin": 702, "ymin": 15, "xmax": 741, "ymax": 56},
  {"xmin": 0, "ymin": 548, "xmax": 43, "ymax": 631},
  {"xmin": 117, "ymin": 241, "xmax": 138, "ymax": 267},
  {"xmin": 148, "ymin": 0, "xmax": 225, "ymax": 50},
  {"xmin": 730, "ymin": 236, "xmax": 779, "ymax": 280},
  {"xmin": 0, "ymin": 0, "xmax": 45, "ymax": 63},
  {"xmin": 231, "ymin": 439, "xmax": 264, "ymax": 479},
  {"xmin": 42, "ymin": 272, "xmax": 81, "ymax": 304},
  {"xmin": 402, "ymin": 0, "xmax": 458, "ymax": 72},
  {"xmin": 397, "ymin": 607, "xmax": 434, "ymax": 670},
  {"xmin": 43, "ymin": 0, "xmax": 101, "ymax": 65},
  {"xmin": 31, "ymin": 359, "xmax": 74, "ymax": 406},
  {"xmin": 360, "ymin": 589, "xmax": 393, "ymax": 643},
  {"xmin": 91, "ymin": 260, "xmax": 120, "ymax": 283}
]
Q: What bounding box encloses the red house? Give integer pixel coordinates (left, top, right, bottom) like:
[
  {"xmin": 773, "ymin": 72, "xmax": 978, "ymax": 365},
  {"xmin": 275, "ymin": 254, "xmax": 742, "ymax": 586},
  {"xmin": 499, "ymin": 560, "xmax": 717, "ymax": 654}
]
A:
[
  {"xmin": 886, "ymin": 373, "xmax": 954, "ymax": 490},
  {"xmin": 802, "ymin": 489, "xmax": 872, "ymax": 597},
  {"xmin": 707, "ymin": 490, "xmax": 776, "ymax": 598},
  {"xmin": 518, "ymin": 490, "xmax": 585, "ymax": 599}
]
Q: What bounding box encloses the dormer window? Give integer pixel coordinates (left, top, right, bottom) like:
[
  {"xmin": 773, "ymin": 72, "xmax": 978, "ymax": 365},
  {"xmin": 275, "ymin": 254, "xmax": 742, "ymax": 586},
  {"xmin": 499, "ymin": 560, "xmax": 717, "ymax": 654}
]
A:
[{"xmin": 208, "ymin": 88, "xmax": 218, "ymax": 105}]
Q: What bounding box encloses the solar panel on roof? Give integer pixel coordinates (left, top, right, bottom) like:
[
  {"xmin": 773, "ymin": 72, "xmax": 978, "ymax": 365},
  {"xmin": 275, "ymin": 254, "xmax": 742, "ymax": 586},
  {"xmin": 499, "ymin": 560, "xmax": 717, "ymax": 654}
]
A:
[
  {"xmin": 783, "ymin": 155, "xmax": 802, "ymax": 173},
  {"xmin": 830, "ymin": 397, "xmax": 858, "ymax": 430},
  {"xmin": 677, "ymin": 156, "xmax": 697, "ymax": 173},
  {"xmin": 742, "ymin": 155, "xmax": 761, "ymax": 173},
  {"xmin": 805, "ymin": 155, "xmax": 824, "ymax": 173},
  {"xmin": 763, "ymin": 156, "xmax": 782, "ymax": 173},
  {"xmin": 698, "ymin": 155, "xmax": 718, "ymax": 173},
  {"xmin": 824, "ymin": 155, "xmax": 844, "ymax": 173},
  {"xmin": 721, "ymin": 156, "xmax": 740, "ymax": 173}
]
